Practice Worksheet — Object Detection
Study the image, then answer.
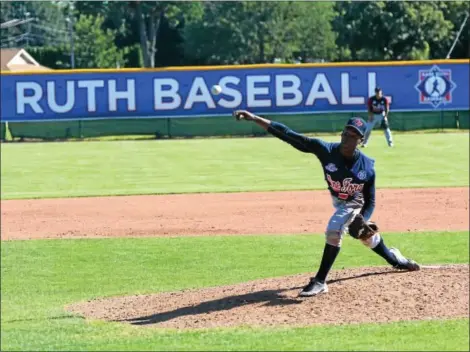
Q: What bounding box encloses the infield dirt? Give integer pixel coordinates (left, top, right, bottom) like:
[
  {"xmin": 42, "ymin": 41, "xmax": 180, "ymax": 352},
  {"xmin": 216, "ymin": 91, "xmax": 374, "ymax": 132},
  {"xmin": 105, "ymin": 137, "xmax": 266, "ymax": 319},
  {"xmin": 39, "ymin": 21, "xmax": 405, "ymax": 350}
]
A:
[
  {"xmin": 1, "ymin": 187, "xmax": 468, "ymax": 240},
  {"xmin": 4, "ymin": 187, "xmax": 469, "ymax": 329}
]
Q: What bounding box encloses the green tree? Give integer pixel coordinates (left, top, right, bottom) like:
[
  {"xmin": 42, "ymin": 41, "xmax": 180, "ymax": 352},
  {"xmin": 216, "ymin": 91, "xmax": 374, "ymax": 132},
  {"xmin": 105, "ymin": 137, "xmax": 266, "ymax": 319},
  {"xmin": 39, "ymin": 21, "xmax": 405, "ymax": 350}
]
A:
[
  {"xmin": 25, "ymin": 45, "xmax": 70, "ymax": 69},
  {"xmin": 65, "ymin": 1, "xmax": 144, "ymax": 67},
  {"xmin": 333, "ymin": 1, "xmax": 454, "ymax": 61},
  {"xmin": 0, "ymin": 0, "xmax": 67, "ymax": 48},
  {"xmin": 130, "ymin": 1, "xmax": 203, "ymax": 67},
  {"xmin": 73, "ymin": 14, "xmax": 126, "ymax": 68},
  {"xmin": 32, "ymin": 1, "xmax": 202, "ymax": 68},
  {"xmin": 434, "ymin": 1, "xmax": 469, "ymax": 59},
  {"xmin": 72, "ymin": 0, "xmax": 135, "ymax": 48},
  {"xmin": 184, "ymin": 1, "xmax": 337, "ymax": 65},
  {"xmin": 294, "ymin": 2, "xmax": 338, "ymax": 62}
]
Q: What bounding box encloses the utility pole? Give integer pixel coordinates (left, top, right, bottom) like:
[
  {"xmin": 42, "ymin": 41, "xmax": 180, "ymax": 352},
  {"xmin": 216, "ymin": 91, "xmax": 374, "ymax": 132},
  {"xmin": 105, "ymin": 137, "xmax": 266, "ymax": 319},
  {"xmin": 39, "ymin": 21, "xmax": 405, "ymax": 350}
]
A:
[
  {"xmin": 66, "ymin": 3, "xmax": 75, "ymax": 69},
  {"xmin": 446, "ymin": 12, "xmax": 469, "ymax": 59}
]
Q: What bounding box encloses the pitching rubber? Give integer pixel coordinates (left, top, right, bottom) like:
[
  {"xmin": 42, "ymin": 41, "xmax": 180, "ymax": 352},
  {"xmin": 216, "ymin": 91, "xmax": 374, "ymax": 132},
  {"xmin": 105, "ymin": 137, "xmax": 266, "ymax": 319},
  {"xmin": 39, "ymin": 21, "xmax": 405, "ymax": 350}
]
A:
[{"xmin": 419, "ymin": 264, "xmax": 465, "ymax": 269}]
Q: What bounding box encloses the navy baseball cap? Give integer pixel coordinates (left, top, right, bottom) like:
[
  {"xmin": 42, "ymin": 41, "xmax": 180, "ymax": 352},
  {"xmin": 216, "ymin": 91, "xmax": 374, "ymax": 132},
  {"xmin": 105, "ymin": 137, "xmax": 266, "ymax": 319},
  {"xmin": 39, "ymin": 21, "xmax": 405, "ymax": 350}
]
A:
[{"xmin": 345, "ymin": 117, "xmax": 367, "ymax": 137}]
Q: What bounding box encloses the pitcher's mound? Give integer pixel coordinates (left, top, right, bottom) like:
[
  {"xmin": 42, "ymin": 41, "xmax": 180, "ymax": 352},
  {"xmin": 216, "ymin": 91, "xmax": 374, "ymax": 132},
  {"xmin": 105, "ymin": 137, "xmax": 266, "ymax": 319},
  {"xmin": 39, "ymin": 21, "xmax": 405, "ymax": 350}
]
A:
[{"xmin": 67, "ymin": 265, "xmax": 469, "ymax": 329}]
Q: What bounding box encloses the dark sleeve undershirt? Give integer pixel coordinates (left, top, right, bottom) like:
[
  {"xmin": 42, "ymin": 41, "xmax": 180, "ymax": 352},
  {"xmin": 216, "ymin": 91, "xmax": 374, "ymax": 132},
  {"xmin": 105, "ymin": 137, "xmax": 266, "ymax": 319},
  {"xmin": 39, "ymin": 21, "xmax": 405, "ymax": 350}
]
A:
[
  {"xmin": 361, "ymin": 173, "xmax": 376, "ymax": 221},
  {"xmin": 267, "ymin": 121, "xmax": 329, "ymax": 158}
]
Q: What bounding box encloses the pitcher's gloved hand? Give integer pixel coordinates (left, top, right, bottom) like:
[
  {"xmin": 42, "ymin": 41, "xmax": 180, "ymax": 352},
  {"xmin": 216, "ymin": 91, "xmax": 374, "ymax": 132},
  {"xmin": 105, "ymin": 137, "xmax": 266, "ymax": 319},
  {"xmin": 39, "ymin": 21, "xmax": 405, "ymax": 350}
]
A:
[{"xmin": 349, "ymin": 214, "xmax": 379, "ymax": 240}]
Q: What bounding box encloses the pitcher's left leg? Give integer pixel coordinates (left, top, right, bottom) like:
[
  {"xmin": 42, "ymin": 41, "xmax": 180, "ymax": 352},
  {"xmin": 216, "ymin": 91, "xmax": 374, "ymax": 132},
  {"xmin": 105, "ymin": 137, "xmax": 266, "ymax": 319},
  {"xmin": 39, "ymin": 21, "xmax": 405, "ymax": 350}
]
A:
[{"xmin": 360, "ymin": 233, "xmax": 420, "ymax": 270}]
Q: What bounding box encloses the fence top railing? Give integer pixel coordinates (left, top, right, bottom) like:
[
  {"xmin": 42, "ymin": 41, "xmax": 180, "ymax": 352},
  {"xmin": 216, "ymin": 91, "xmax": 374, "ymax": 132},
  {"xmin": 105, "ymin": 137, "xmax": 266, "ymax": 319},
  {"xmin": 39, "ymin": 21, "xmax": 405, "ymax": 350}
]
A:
[{"xmin": 0, "ymin": 59, "xmax": 468, "ymax": 75}]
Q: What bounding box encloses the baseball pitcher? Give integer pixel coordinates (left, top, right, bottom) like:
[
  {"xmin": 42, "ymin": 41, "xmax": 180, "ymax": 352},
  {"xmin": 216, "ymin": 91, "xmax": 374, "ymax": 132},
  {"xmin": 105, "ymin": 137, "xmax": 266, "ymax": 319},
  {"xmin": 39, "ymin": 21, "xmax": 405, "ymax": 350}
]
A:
[
  {"xmin": 362, "ymin": 87, "xmax": 394, "ymax": 148},
  {"xmin": 233, "ymin": 110, "xmax": 419, "ymax": 297}
]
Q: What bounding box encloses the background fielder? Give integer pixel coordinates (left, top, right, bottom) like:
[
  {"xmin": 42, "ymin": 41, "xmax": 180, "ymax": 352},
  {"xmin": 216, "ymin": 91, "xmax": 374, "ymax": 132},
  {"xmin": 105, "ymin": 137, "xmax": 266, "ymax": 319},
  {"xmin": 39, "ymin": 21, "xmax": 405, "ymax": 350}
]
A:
[
  {"xmin": 363, "ymin": 87, "xmax": 394, "ymax": 147},
  {"xmin": 233, "ymin": 109, "xmax": 419, "ymax": 297}
]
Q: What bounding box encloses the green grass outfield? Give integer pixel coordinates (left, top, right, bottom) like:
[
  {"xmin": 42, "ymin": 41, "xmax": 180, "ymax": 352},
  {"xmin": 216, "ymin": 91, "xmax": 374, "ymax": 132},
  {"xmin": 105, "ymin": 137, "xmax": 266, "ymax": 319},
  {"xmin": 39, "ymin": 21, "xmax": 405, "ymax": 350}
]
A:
[
  {"xmin": 2, "ymin": 232, "xmax": 469, "ymax": 351},
  {"xmin": 1, "ymin": 132, "xmax": 469, "ymax": 200},
  {"xmin": 2, "ymin": 131, "xmax": 469, "ymax": 351}
]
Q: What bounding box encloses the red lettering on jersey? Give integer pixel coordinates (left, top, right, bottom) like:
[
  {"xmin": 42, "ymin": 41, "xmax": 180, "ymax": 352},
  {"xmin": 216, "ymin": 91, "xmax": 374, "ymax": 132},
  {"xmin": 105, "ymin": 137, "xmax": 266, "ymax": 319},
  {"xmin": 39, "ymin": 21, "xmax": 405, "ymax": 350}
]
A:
[
  {"xmin": 326, "ymin": 174, "xmax": 341, "ymax": 192},
  {"xmin": 327, "ymin": 175, "xmax": 365, "ymax": 198}
]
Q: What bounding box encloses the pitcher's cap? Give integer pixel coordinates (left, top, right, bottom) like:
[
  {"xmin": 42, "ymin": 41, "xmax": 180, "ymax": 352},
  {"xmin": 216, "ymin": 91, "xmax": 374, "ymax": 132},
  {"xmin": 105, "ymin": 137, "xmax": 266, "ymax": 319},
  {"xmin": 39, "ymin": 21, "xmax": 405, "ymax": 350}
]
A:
[{"xmin": 345, "ymin": 117, "xmax": 367, "ymax": 137}]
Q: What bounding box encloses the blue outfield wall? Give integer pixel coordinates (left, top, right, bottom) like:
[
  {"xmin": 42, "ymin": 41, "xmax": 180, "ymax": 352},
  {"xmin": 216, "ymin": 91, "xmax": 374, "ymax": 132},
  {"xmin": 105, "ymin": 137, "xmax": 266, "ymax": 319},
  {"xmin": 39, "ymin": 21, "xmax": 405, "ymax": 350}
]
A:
[{"xmin": 0, "ymin": 60, "xmax": 468, "ymax": 139}]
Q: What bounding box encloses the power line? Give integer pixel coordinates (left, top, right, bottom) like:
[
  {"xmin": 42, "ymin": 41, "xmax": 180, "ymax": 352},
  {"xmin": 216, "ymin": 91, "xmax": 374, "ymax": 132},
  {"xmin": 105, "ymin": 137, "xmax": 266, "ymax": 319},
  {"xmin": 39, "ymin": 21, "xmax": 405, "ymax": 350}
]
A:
[
  {"xmin": 31, "ymin": 23, "xmax": 68, "ymax": 35},
  {"xmin": 0, "ymin": 19, "xmax": 20, "ymax": 29},
  {"xmin": 0, "ymin": 32, "xmax": 68, "ymax": 48},
  {"xmin": 0, "ymin": 33, "xmax": 28, "ymax": 42},
  {"xmin": 0, "ymin": 33, "xmax": 29, "ymax": 46},
  {"xmin": 27, "ymin": 32, "xmax": 68, "ymax": 44},
  {"xmin": 0, "ymin": 18, "xmax": 35, "ymax": 29}
]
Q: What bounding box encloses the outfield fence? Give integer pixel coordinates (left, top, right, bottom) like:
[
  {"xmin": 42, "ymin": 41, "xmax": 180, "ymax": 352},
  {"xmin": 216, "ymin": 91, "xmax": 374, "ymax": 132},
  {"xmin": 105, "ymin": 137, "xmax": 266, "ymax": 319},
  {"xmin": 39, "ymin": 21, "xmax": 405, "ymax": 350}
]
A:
[
  {"xmin": 1, "ymin": 110, "xmax": 468, "ymax": 141},
  {"xmin": 1, "ymin": 59, "xmax": 468, "ymax": 141}
]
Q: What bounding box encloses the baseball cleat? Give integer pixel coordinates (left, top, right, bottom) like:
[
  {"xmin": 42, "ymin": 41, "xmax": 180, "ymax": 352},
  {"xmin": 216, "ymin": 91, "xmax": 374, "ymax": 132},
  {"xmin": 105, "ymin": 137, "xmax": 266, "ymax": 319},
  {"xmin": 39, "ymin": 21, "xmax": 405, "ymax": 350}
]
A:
[
  {"xmin": 388, "ymin": 143, "xmax": 394, "ymax": 147},
  {"xmin": 299, "ymin": 278, "xmax": 328, "ymax": 297},
  {"xmin": 390, "ymin": 247, "xmax": 420, "ymax": 271},
  {"xmin": 361, "ymin": 144, "xmax": 367, "ymax": 148}
]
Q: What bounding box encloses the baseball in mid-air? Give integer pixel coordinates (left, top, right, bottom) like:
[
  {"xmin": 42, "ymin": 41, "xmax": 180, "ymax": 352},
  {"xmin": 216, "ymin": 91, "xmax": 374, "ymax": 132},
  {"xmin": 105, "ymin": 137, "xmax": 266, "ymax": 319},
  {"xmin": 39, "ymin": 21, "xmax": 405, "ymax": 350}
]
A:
[{"xmin": 211, "ymin": 84, "xmax": 222, "ymax": 95}]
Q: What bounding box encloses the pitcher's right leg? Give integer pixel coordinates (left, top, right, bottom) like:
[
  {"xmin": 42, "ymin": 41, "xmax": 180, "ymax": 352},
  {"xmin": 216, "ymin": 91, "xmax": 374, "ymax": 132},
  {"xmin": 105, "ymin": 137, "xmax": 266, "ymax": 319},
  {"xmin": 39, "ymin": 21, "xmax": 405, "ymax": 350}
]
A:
[{"xmin": 299, "ymin": 201, "xmax": 361, "ymax": 297}]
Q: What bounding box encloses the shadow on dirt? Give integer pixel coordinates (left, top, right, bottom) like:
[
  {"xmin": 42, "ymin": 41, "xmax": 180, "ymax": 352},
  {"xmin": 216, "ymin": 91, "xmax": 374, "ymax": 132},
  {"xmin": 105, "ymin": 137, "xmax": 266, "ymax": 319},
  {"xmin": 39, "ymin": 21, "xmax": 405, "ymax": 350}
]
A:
[{"xmin": 124, "ymin": 269, "xmax": 405, "ymax": 326}]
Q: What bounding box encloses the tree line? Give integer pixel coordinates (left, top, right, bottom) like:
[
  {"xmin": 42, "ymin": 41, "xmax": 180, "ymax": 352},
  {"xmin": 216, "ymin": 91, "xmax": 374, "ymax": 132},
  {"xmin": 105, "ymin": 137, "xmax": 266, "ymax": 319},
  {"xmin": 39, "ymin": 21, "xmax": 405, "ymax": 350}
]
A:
[{"xmin": 1, "ymin": 1, "xmax": 468, "ymax": 69}]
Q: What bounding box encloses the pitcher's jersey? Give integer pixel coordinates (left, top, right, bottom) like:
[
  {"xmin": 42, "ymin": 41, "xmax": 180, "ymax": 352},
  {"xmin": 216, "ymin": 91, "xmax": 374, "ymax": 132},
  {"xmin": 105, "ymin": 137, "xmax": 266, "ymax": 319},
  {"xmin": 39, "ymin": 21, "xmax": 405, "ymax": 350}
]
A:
[{"xmin": 268, "ymin": 121, "xmax": 376, "ymax": 220}]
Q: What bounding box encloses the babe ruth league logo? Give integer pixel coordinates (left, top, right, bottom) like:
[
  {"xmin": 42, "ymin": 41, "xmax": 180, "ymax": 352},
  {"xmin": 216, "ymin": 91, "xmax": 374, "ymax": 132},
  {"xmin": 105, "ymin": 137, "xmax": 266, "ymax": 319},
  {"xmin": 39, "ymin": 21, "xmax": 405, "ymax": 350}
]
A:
[
  {"xmin": 357, "ymin": 170, "xmax": 367, "ymax": 180},
  {"xmin": 414, "ymin": 65, "xmax": 456, "ymax": 108},
  {"xmin": 325, "ymin": 163, "xmax": 338, "ymax": 172}
]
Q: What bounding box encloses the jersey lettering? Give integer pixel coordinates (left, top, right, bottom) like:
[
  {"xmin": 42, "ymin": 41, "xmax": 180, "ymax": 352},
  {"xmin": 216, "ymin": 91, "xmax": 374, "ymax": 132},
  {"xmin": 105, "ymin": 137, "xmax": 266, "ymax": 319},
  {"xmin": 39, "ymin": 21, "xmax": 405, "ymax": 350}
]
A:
[{"xmin": 326, "ymin": 174, "xmax": 364, "ymax": 196}]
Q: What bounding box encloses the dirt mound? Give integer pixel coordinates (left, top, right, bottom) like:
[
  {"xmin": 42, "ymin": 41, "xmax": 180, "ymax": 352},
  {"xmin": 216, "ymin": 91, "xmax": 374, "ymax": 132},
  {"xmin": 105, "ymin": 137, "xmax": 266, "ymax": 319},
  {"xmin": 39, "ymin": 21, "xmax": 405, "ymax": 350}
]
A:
[
  {"xmin": 2, "ymin": 187, "xmax": 469, "ymax": 240},
  {"xmin": 67, "ymin": 265, "xmax": 469, "ymax": 329}
]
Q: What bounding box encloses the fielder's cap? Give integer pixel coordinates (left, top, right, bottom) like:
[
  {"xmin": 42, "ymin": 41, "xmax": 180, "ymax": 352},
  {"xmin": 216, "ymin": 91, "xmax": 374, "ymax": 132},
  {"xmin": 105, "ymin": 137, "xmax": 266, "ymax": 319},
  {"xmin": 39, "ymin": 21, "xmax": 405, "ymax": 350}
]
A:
[
  {"xmin": 375, "ymin": 86, "xmax": 382, "ymax": 93},
  {"xmin": 345, "ymin": 117, "xmax": 367, "ymax": 137}
]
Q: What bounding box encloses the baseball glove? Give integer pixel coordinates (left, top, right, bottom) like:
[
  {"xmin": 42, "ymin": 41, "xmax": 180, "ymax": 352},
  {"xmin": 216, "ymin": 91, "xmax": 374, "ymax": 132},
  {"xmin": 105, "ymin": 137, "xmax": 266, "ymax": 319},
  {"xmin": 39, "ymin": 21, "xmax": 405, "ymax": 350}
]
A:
[
  {"xmin": 380, "ymin": 116, "xmax": 390, "ymax": 129},
  {"xmin": 348, "ymin": 214, "xmax": 379, "ymax": 240}
]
